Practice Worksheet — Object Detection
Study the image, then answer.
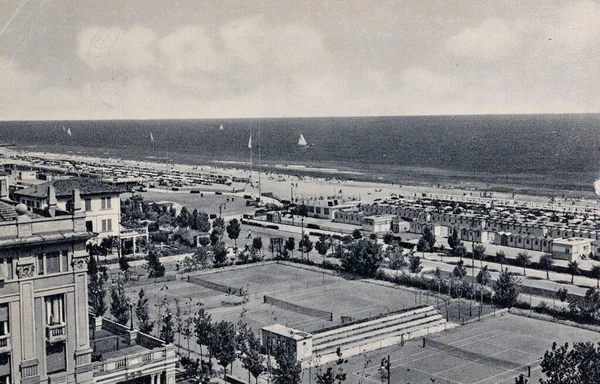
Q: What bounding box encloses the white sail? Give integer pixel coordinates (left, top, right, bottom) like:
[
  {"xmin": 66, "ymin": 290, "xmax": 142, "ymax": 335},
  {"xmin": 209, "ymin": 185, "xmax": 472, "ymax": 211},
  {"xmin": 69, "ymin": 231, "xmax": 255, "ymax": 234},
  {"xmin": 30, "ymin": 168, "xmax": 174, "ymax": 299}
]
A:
[
  {"xmin": 219, "ymin": 123, "xmax": 224, "ymax": 130},
  {"xmin": 66, "ymin": 127, "xmax": 72, "ymax": 136},
  {"xmin": 248, "ymin": 135, "xmax": 252, "ymax": 149},
  {"xmin": 150, "ymin": 132, "xmax": 155, "ymax": 142},
  {"xmin": 298, "ymin": 134, "xmax": 307, "ymax": 147}
]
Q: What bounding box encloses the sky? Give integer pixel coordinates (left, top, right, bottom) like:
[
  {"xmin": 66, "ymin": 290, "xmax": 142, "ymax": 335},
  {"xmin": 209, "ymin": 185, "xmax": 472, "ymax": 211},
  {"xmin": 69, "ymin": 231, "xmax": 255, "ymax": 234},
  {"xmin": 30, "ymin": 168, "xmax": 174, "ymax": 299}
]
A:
[{"xmin": 0, "ymin": 0, "xmax": 599, "ymax": 120}]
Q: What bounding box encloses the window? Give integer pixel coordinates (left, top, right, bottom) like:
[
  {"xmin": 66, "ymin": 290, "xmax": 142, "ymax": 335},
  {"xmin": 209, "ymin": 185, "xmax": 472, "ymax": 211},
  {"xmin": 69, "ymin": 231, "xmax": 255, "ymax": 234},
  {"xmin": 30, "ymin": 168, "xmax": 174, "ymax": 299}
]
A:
[
  {"xmin": 46, "ymin": 342, "xmax": 66, "ymax": 374},
  {"xmin": 86, "ymin": 221, "xmax": 93, "ymax": 232},
  {"xmin": 37, "ymin": 253, "xmax": 44, "ymax": 275},
  {"xmin": 0, "ymin": 258, "xmax": 12, "ymax": 280},
  {"xmin": 45, "ymin": 252, "xmax": 60, "ymax": 274},
  {"xmin": 107, "ymin": 219, "xmax": 112, "ymax": 232},
  {"xmin": 101, "ymin": 197, "xmax": 112, "ymax": 210},
  {"xmin": 84, "ymin": 199, "xmax": 91, "ymax": 211},
  {"xmin": 101, "ymin": 198, "xmax": 106, "ymax": 209},
  {"xmin": 45, "ymin": 295, "xmax": 65, "ymax": 325},
  {"xmin": 106, "ymin": 197, "xmax": 111, "ymax": 209},
  {"xmin": 101, "ymin": 220, "xmax": 107, "ymax": 232},
  {"xmin": 61, "ymin": 251, "xmax": 68, "ymax": 272},
  {"xmin": 0, "ymin": 305, "xmax": 9, "ymax": 336}
]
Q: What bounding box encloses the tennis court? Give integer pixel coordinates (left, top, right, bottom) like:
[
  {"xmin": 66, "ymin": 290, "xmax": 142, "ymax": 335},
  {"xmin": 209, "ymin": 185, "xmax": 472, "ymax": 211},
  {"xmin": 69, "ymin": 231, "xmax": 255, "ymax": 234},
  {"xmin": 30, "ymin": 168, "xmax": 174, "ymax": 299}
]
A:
[{"xmin": 344, "ymin": 313, "xmax": 600, "ymax": 384}]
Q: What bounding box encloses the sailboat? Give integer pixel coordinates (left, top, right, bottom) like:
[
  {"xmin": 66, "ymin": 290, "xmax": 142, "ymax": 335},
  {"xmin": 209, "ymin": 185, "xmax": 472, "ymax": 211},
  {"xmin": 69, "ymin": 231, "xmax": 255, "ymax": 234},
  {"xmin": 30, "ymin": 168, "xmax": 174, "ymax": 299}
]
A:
[
  {"xmin": 298, "ymin": 134, "xmax": 307, "ymax": 147},
  {"xmin": 66, "ymin": 127, "xmax": 72, "ymax": 136},
  {"xmin": 219, "ymin": 123, "xmax": 224, "ymax": 131},
  {"xmin": 150, "ymin": 132, "xmax": 155, "ymax": 142}
]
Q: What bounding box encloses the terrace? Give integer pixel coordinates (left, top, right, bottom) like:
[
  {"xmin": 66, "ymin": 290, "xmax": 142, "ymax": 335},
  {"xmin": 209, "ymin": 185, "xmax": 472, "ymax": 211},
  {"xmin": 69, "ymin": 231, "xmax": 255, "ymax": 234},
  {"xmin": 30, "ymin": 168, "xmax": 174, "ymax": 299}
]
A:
[{"xmin": 89, "ymin": 316, "xmax": 177, "ymax": 384}]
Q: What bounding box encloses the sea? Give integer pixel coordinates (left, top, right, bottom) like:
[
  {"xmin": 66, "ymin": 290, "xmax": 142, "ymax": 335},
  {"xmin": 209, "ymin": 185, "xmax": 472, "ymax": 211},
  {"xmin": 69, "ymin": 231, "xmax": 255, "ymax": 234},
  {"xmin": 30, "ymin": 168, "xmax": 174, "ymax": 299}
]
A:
[{"xmin": 1, "ymin": 114, "xmax": 600, "ymax": 196}]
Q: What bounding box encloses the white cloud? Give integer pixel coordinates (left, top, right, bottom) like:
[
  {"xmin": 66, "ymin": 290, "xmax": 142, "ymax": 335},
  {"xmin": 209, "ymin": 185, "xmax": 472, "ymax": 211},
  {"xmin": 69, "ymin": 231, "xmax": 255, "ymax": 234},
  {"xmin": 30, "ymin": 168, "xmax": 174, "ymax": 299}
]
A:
[
  {"xmin": 445, "ymin": 17, "xmax": 519, "ymax": 61},
  {"xmin": 77, "ymin": 25, "xmax": 157, "ymax": 71},
  {"xmin": 158, "ymin": 25, "xmax": 226, "ymax": 82}
]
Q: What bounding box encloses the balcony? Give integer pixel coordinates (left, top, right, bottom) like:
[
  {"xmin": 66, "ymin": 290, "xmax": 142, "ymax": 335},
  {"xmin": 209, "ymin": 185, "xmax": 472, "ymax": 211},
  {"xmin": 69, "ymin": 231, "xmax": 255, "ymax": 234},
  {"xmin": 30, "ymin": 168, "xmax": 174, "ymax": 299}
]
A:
[
  {"xmin": 46, "ymin": 323, "xmax": 67, "ymax": 343},
  {"xmin": 0, "ymin": 334, "xmax": 10, "ymax": 353}
]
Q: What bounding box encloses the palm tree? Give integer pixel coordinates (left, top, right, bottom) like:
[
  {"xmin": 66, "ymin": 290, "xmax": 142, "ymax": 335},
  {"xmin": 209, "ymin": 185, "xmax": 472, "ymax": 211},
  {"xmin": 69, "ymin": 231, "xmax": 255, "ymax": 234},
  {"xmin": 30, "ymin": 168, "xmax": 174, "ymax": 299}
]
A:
[
  {"xmin": 495, "ymin": 251, "xmax": 507, "ymax": 270},
  {"xmin": 516, "ymin": 251, "xmax": 531, "ymax": 276},
  {"xmin": 567, "ymin": 260, "xmax": 580, "ymax": 284},
  {"xmin": 591, "ymin": 265, "xmax": 600, "ymax": 288},
  {"xmin": 539, "ymin": 254, "xmax": 554, "ymax": 280}
]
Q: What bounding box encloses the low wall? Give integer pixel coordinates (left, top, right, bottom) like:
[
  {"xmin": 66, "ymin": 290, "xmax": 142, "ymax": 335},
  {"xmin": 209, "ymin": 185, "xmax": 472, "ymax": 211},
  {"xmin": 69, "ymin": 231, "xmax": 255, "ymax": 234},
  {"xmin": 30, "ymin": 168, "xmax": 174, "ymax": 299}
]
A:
[
  {"xmin": 188, "ymin": 276, "xmax": 244, "ymax": 296},
  {"xmin": 264, "ymin": 295, "xmax": 333, "ymax": 321}
]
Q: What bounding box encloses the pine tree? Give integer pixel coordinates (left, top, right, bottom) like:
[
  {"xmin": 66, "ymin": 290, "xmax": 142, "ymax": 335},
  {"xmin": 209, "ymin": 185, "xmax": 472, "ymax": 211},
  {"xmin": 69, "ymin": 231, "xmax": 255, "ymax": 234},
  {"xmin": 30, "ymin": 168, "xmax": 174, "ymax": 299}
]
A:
[
  {"xmin": 160, "ymin": 311, "xmax": 175, "ymax": 344},
  {"xmin": 226, "ymin": 219, "xmax": 241, "ymax": 249},
  {"xmin": 272, "ymin": 344, "xmax": 302, "ymax": 384},
  {"xmin": 136, "ymin": 288, "xmax": 154, "ymax": 334},
  {"xmin": 147, "ymin": 249, "xmax": 165, "ymax": 278},
  {"xmin": 194, "ymin": 307, "xmax": 212, "ymax": 361},
  {"xmin": 88, "ymin": 254, "xmax": 107, "ymax": 317},
  {"xmin": 493, "ymin": 269, "xmax": 521, "ymax": 308},
  {"xmin": 110, "ymin": 275, "xmax": 130, "ymax": 326}
]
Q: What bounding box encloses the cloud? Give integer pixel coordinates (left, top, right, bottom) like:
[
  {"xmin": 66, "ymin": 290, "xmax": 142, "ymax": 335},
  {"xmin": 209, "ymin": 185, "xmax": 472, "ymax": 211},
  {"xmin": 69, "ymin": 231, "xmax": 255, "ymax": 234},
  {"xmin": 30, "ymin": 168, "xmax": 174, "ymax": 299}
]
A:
[
  {"xmin": 158, "ymin": 25, "xmax": 226, "ymax": 82},
  {"xmin": 77, "ymin": 25, "xmax": 157, "ymax": 72},
  {"xmin": 445, "ymin": 17, "xmax": 519, "ymax": 61}
]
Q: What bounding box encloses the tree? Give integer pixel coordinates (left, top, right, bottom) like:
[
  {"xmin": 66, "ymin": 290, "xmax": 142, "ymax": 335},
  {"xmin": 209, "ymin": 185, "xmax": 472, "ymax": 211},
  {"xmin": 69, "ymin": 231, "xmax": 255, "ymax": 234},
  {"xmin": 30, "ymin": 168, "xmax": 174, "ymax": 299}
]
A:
[
  {"xmin": 473, "ymin": 243, "xmax": 486, "ymax": 268},
  {"xmin": 194, "ymin": 307, "xmax": 212, "ymax": 361},
  {"xmin": 422, "ymin": 226, "xmax": 436, "ymax": 251},
  {"xmin": 383, "ymin": 232, "xmax": 394, "ymax": 245},
  {"xmin": 454, "ymin": 243, "xmax": 467, "ymax": 261},
  {"xmin": 315, "ymin": 235, "xmax": 329, "ymax": 258},
  {"xmin": 160, "ymin": 311, "xmax": 175, "ymax": 344},
  {"xmin": 448, "ymin": 228, "xmax": 460, "ymax": 250},
  {"xmin": 386, "ymin": 245, "xmax": 406, "ymax": 271},
  {"xmin": 285, "ymin": 237, "xmax": 296, "ymax": 258},
  {"xmin": 591, "ymin": 265, "xmax": 600, "ymax": 288},
  {"xmin": 476, "ymin": 265, "xmax": 492, "ymax": 286},
  {"xmin": 556, "ymin": 287, "xmax": 569, "ymax": 303},
  {"xmin": 493, "ymin": 269, "xmax": 521, "ymax": 309},
  {"xmin": 408, "ymin": 252, "xmax": 422, "ymax": 273},
  {"xmin": 240, "ymin": 329, "xmax": 265, "ymax": 384},
  {"xmin": 567, "ymin": 260, "xmax": 580, "ymax": 284},
  {"xmin": 495, "ymin": 251, "xmax": 507, "ymax": 269},
  {"xmin": 213, "ymin": 242, "xmax": 228, "ymax": 266},
  {"xmin": 252, "ymin": 236, "xmax": 263, "ymax": 258},
  {"xmin": 272, "ymin": 344, "xmax": 302, "ymax": 384},
  {"xmin": 516, "ymin": 251, "xmax": 531, "ymax": 276},
  {"xmin": 176, "ymin": 206, "xmax": 191, "ymax": 228},
  {"xmin": 147, "ymin": 249, "xmax": 165, "ymax": 278},
  {"xmin": 135, "ymin": 288, "xmax": 154, "ymax": 334},
  {"xmin": 88, "ymin": 254, "xmax": 108, "ymax": 317},
  {"xmin": 210, "ymin": 321, "xmax": 237, "ymax": 380},
  {"xmin": 567, "ymin": 287, "xmax": 600, "ymax": 322},
  {"xmin": 110, "ymin": 276, "xmax": 130, "ymax": 326},
  {"xmin": 539, "ymin": 254, "xmax": 555, "ymax": 280},
  {"xmin": 352, "ymin": 228, "xmax": 362, "ymax": 240},
  {"xmin": 316, "ymin": 348, "xmax": 347, "ymax": 384},
  {"xmin": 226, "ymin": 219, "xmax": 241, "ymax": 248},
  {"xmin": 341, "ymin": 238, "xmax": 383, "ymax": 278},
  {"xmin": 515, "ymin": 374, "xmax": 529, "ymax": 384},
  {"xmin": 539, "ymin": 341, "xmax": 600, "ymax": 384},
  {"xmin": 118, "ymin": 254, "xmax": 130, "ymax": 274},
  {"xmin": 299, "ymin": 234, "xmax": 313, "ymax": 259},
  {"xmin": 453, "ymin": 260, "xmax": 468, "ymax": 279}
]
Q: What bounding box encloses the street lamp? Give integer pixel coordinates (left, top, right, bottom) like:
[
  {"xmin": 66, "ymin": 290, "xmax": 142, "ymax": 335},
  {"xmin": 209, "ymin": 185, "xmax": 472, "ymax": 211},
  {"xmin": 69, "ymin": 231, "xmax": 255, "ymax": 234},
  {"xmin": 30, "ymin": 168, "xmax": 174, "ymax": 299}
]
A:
[{"xmin": 129, "ymin": 302, "xmax": 134, "ymax": 331}]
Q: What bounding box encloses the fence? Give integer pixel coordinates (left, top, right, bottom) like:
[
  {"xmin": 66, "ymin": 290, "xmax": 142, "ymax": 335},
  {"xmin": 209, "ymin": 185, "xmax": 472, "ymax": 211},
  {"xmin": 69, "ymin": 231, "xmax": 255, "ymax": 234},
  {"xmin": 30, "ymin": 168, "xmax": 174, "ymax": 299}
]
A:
[
  {"xmin": 264, "ymin": 295, "xmax": 333, "ymax": 321},
  {"xmin": 188, "ymin": 276, "xmax": 244, "ymax": 296}
]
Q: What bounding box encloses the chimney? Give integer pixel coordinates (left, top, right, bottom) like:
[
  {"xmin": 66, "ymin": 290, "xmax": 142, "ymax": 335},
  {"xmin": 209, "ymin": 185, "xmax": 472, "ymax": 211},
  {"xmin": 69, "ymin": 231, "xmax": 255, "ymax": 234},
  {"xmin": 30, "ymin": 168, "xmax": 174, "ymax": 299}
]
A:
[
  {"xmin": 47, "ymin": 185, "xmax": 57, "ymax": 217},
  {"xmin": 72, "ymin": 189, "xmax": 82, "ymax": 212}
]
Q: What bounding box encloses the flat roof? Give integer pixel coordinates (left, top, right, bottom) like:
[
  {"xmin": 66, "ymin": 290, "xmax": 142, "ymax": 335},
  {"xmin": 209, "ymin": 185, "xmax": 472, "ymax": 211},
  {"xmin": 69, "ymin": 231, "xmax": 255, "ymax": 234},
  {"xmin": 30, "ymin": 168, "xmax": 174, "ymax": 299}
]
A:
[
  {"xmin": 552, "ymin": 237, "xmax": 592, "ymax": 245},
  {"xmin": 262, "ymin": 324, "xmax": 312, "ymax": 341}
]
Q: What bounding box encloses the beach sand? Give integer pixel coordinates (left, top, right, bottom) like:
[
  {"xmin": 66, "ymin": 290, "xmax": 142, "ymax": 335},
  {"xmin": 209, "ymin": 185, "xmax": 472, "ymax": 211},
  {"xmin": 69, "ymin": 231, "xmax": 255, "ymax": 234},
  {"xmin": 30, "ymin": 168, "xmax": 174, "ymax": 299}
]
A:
[{"xmin": 13, "ymin": 150, "xmax": 600, "ymax": 211}]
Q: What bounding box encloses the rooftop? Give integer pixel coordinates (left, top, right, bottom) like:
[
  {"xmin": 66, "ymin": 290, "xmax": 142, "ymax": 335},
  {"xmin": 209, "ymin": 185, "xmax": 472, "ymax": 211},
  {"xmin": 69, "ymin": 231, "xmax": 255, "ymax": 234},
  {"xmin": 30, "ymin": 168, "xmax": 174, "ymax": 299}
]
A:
[
  {"xmin": 262, "ymin": 324, "xmax": 312, "ymax": 341},
  {"xmin": 14, "ymin": 177, "xmax": 122, "ymax": 199},
  {"xmin": 0, "ymin": 200, "xmax": 39, "ymax": 222},
  {"xmin": 552, "ymin": 237, "xmax": 592, "ymax": 245}
]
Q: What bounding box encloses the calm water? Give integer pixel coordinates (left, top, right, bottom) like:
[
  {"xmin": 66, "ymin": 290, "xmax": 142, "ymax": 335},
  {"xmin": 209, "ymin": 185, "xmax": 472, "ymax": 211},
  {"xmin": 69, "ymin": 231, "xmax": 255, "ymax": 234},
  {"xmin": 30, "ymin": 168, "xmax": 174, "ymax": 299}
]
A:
[{"xmin": 2, "ymin": 114, "xmax": 600, "ymax": 193}]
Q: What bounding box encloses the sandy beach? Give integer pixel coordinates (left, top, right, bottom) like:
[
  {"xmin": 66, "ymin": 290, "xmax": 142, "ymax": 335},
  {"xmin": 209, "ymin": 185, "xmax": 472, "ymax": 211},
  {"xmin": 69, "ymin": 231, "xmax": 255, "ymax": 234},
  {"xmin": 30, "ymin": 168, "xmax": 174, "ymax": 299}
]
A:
[{"xmin": 12, "ymin": 150, "xmax": 600, "ymax": 213}]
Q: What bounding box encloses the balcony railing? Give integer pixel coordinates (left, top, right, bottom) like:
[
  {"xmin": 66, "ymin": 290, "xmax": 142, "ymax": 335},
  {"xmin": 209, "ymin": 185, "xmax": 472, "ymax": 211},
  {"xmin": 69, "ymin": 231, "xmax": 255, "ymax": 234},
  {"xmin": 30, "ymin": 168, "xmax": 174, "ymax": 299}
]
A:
[
  {"xmin": 0, "ymin": 334, "xmax": 10, "ymax": 353},
  {"xmin": 92, "ymin": 346, "xmax": 175, "ymax": 376},
  {"xmin": 46, "ymin": 323, "xmax": 67, "ymax": 343}
]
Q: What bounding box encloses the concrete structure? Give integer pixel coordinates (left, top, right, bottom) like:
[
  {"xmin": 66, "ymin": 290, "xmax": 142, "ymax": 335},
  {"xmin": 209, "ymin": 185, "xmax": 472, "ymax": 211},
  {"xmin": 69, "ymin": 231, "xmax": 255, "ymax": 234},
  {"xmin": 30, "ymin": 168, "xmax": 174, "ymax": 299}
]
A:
[
  {"xmin": 551, "ymin": 237, "xmax": 593, "ymax": 261},
  {"xmin": 90, "ymin": 316, "xmax": 177, "ymax": 384},
  {"xmin": 0, "ymin": 199, "xmax": 96, "ymax": 384},
  {"xmin": 362, "ymin": 215, "xmax": 394, "ymax": 234},
  {"xmin": 13, "ymin": 178, "xmax": 122, "ymax": 241},
  {"xmin": 303, "ymin": 199, "xmax": 360, "ymax": 220},
  {"xmin": 0, "ymin": 198, "xmax": 176, "ymax": 384},
  {"xmin": 261, "ymin": 324, "xmax": 313, "ymax": 364}
]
